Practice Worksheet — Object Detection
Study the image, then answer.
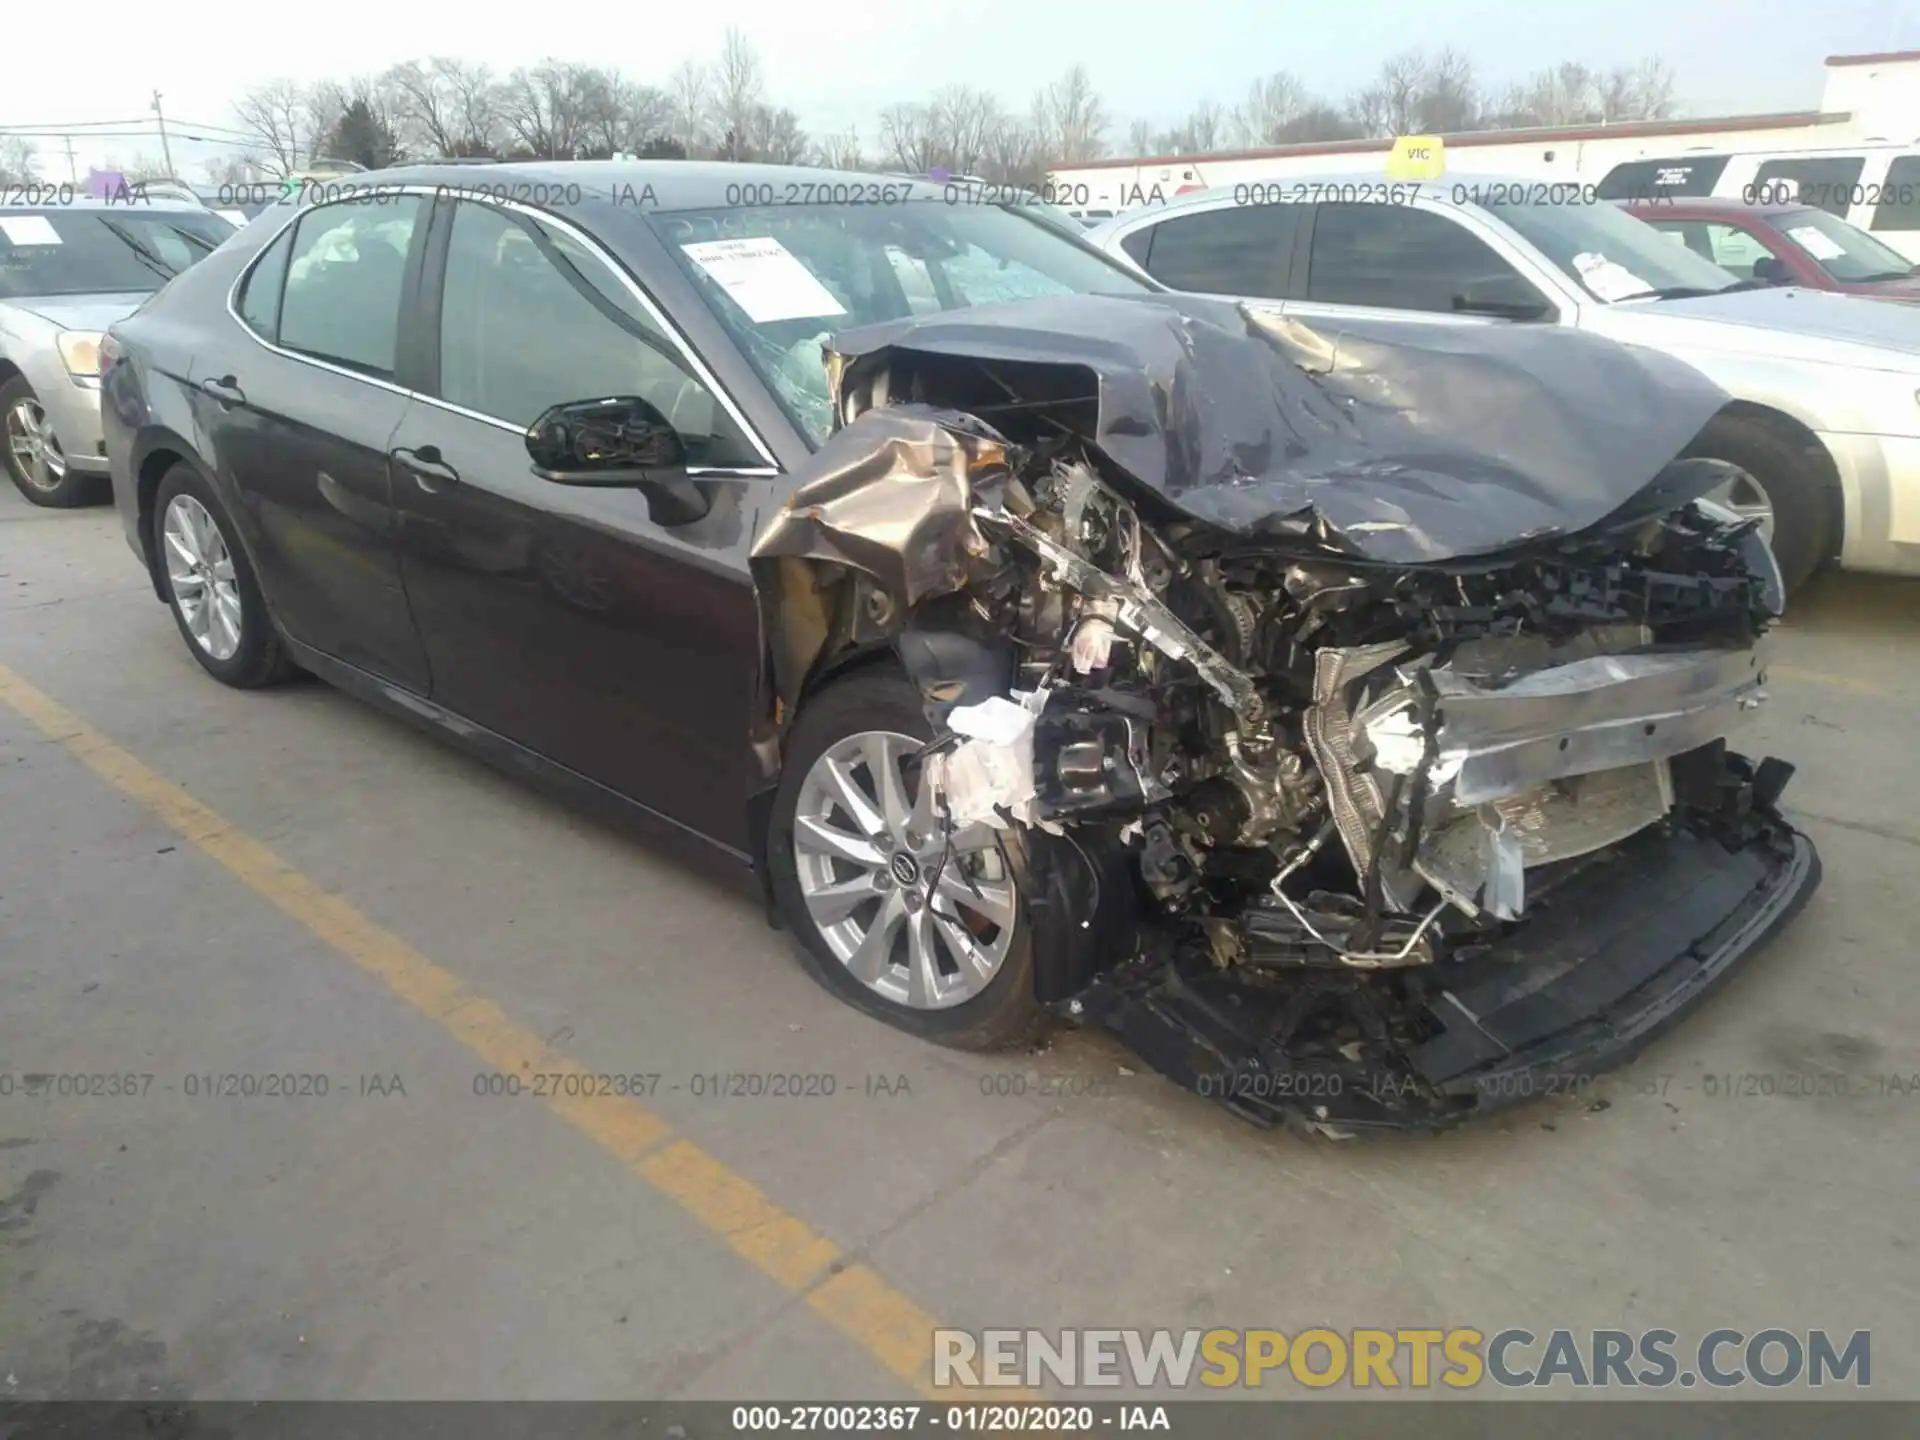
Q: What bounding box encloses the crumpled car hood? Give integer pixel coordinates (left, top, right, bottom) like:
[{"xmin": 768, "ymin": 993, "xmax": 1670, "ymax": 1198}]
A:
[{"xmin": 823, "ymin": 292, "xmax": 1736, "ymax": 564}]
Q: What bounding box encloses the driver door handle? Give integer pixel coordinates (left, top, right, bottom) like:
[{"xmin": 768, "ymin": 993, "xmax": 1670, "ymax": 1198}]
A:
[
  {"xmin": 200, "ymin": 375, "xmax": 245, "ymax": 406},
  {"xmin": 391, "ymin": 444, "xmax": 461, "ymax": 491}
]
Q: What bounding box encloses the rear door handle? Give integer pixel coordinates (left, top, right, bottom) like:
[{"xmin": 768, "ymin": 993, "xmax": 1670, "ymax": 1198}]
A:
[
  {"xmin": 200, "ymin": 375, "xmax": 245, "ymax": 406},
  {"xmin": 391, "ymin": 444, "xmax": 461, "ymax": 491}
]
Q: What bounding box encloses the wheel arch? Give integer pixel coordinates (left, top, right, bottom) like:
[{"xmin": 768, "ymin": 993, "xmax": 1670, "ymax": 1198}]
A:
[{"xmin": 1710, "ymin": 399, "xmax": 1847, "ymax": 567}]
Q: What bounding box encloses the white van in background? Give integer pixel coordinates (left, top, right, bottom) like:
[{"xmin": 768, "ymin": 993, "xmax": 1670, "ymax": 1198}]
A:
[{"xmin": 1592, "ymin": 145, "xmax": 1920, "ymax": 261}]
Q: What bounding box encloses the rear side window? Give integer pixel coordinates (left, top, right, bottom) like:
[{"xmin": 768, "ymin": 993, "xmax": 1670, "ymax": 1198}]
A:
[
  {"xmin": 1871, "ymin": 156, "xmax": 1920, "ymax": 233},
  {"xmin": 1306, "ymin": 203, "xmax": 1541, "ymax": 314},
  {"xmin": 1135, "ymin": 204, "xmax": 1302, "ymax": 297},
  {"xmin": 1118, "ymin": 227, "xmax": 1154, "ymax": 267},
  {"xmin": 1594, "ymin": 156, "xmax": 1729, "ymax": 201},
  {"xmin": 1748, "ymin": 157, "xmax": 1865, "ymax": 216},
  {"xmin": 235, "ymin": 228, "xmax": 293, "ymax": 341},
  {"xmin": 277, "ymin": 195, "xmax": 425, "ymax": 378}
]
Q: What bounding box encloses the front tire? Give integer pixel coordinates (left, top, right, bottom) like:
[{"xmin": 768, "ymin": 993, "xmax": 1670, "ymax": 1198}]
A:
[
  {"xmin": 768, "ymin": 668, "xmax": 1046, "ymax": 1051},
  {"xmin": 1681, "ymin": 413, "xmax": 1835, "ymax": 594},
  {"xmin": 153, "ymin": 463, "xmax": 298, "ymax": 688},
  {"xmin": 2, "ymin": 375, "xmax": 108, "ymax": 508}
]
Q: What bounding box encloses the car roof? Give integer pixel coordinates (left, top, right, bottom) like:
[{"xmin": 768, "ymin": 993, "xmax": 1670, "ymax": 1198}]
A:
[
  {"xmin": 338, "ymin": 159, "xmax": 951, "ymax": 209},
  {"xmin": 0, "ymin": 197, "xmax": 218, "ymax": 216},
  {"xmin": 1084, "ymin": 170, "xmax": 1529, "ymax": 236},
  {"xmin": 1618, "ymin": 195, "xmax": 1814, "ymax": 219}
]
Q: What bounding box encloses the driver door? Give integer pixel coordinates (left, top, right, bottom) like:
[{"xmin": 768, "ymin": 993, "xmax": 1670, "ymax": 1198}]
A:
[{"xmin": 391, "ymin": 196, "xmax": 776, "ymax": 850}]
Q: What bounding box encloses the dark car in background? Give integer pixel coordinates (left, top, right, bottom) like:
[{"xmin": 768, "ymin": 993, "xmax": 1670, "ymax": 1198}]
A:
[
  {"xmin": 97, "ymin": 162, "xmax": 1815, "ymax": 1133},
  {"xmin": 1625, "ymin": 196, "xmax": 1920, "ymax": 301},
  {"xmin": 2, "ymin": 198, "xmax": 235, "ymax": 505}
]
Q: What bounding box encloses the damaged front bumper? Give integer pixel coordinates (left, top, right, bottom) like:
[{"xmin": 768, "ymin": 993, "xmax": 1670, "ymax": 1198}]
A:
[{"xmin": 1076, "ymin": 794, "xmax": 1819, "ymax": 1135}]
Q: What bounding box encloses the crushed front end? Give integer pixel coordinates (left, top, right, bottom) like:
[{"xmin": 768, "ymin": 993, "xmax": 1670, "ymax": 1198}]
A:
[{"xmin": 751, "ymin": 294, "xmax": 1822, "ymax": 1134}]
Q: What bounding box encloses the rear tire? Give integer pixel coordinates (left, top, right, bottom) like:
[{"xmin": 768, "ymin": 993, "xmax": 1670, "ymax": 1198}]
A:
[
  {"xmin": 768, "ymin": 667, "xmax": 1047, "ymax": 1052},
  {"xmin": 153, "ymin": 463, "xmax": 299, "ymax": 689},
  {"xmin": 2, "ymin": 375, "xmax": 108, "ymax": 508},
  {"xmin": 1681, "ymin": 413, "xmax": 1834, "ymax": 594}
]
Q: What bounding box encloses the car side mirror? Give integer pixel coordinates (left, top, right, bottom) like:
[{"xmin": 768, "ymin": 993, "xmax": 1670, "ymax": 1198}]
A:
[
  {"xmin": 525, "ymin": 395, "xmax": 711, "ymax": 526},
  {"xmin": 1452, "ymin": 273, "xmax": 1553, "ymax": 321},
  {"xmin": 1751, "ymin": 256, "xmax": 1791, "ymax": 287}
]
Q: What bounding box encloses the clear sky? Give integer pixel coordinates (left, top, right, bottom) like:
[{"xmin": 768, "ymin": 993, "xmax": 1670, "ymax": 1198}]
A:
[{"xmin": 4, "ymin": 0, "xmax": 1916, "ymax": 179}]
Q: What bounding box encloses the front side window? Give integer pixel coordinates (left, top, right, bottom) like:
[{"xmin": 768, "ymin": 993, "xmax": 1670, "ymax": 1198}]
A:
[
  {"xmin": 651, "ymin": 202, "xmax": 1150, "ymax": 443},
  {"xmin": 1772, "ymin": 206, "xmax": 1916, "ymax": 282},
  {"xmin": 1699, "ymin": 221, "xmax": 1775, "ymax": 280},
  {"xmin": 1870, "ymin": 156, "xmax": 1920, "ymax": 235},
  {"xmin": 1484, "ymin": 197, "xmax": 1740, "ymax": 302},
  {"xmin": 1137, "ymin": 204, "xmax": 1301, "ymax": 298},
  {"xmin": 0, "ymin": 208, "xmax": 234, "ymax": 299},
  {"xmin": 1306, "ymin": 203, "xmax": 1542, "ymax": 314},
  {"xmin": 277, "ymin": 195, "xmax": 425, "ymax": 378},
  {"xmin": 1749, "ymin": 157, "xmax": 1866, "ymax": 216},
  {"xmin": 436, "ymin": 201, "xmax": 758, "ymax": 466}
]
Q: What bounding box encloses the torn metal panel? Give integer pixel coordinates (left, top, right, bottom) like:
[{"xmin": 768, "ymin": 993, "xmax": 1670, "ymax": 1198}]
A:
[
  {"xmin": 824, "ymin": 292, "xmax": 1736, "ymax": 563},
  {"xmin": 1369, "ymin": 645, "xmax": 1770, "ymax": 807}
]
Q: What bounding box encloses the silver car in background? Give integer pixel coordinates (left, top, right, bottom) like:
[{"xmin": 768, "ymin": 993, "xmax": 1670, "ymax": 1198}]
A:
[
  {"xmin": 2, "ymin": 199, "xmax": 234, "ymax": 506},
  {"xmin": 1089, "ymin": 174, "xmax": 1920, "ymax": 591}
]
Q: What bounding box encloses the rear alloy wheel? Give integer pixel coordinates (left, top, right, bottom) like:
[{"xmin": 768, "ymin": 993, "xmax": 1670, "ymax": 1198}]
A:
[
  {"xmin": 769, "ymin": 669, "xmax": 1045, "ymax": 1050},
  {"xmin": 2, "ymin": 376, "xmax": 106, "ymax": 508},
  {"xmin": 153, "ymin": 463, "xmax": 299, "ymax": 688}
]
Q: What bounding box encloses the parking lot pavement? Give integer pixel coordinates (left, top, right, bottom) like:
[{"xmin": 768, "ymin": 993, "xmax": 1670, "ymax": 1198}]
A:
[{"xmin": 3, "ymin": 480, "xmax": 1918, "ymax": 1401}]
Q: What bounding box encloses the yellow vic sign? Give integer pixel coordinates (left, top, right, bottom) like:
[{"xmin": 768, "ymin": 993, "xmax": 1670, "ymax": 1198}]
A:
[{"xmin": 1386, "ymin": 135, "xmax": 1446, "ymax": 180}]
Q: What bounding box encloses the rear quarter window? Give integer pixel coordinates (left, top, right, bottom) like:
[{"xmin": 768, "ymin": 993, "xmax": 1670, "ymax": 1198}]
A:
[
  {"xmin": 1594, "ymin": 156, "xmax": 1730, "ymax": 201},
  {"xmin": 1871, "ymin": 156, "xmax": 1920, "ymax": 233}
]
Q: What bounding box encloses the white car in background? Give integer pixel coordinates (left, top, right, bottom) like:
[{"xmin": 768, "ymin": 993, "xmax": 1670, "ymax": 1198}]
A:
[{"xmin": 1089, "ymin": 174, "xmax": 1920, "ymax": 591}]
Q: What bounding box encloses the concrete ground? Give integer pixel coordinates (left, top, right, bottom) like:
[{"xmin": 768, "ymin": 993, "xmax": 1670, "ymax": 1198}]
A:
[{"xmin": 2, "ymin": 478, "xmax": 1917, "ymax": 1403}]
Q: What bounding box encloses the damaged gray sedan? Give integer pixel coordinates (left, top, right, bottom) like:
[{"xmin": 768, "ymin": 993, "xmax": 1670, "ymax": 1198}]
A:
[
  {"xmin": 103, "ymin": 163, "xmax": 1815, "ymax": 1134},
  {"xmin": 755, "ymin": 292, "xmax": 1819, "ymax": 1134}
]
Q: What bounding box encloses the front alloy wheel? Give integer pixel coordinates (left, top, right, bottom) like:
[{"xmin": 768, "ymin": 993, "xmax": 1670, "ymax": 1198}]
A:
[
  {"xmin": 792, "ymin": 730, "xmax": 1019, "ymax": 1010},
  {"xmin": 162, "ymin": 493, "xmax": 245, "ymax": 661},
  {"xmin": 4, "ymin": 395, "xmax": 66, "ymax": 495}
]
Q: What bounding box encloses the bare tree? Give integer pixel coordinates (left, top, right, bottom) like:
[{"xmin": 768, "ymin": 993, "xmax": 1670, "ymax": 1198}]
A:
[
  {"xmin": 498, "ymin": 60, "xmax": 600, "ymax": 159},
  {"xmin": 231, "ymin": 79, "xmax": 310, "ymax": 177},
  {"xmin": 713, "ymin": 27, "xmax": 765, "ymax": 160},
  {"xmin": 983, "ymin": 107, "xmax": 1046, "ymax": 186},
  {"xmin": 931, "ymin": 85, "xmax": 1004, "ymax": 174},
  {"xmin": 1347, "ymin": 48, "xmax": 1481, "ymax": 136},
  {"xmin": 814, "ymin": 126, "xmax": 865, "ymax": 171},
  {"xmin": 668, "ymin": 58, "xmax": 712, "ymax": 155},
  {"xmin": 877, "ymin": 102, "xmax": 941, "ymax": 173},
  {"xmin": 0, "ymin": 136, "xmax": 36, "ymax": 185},
  {"xmin": 385, "ymin": 57, "xmax": 501, "ymax": 156},
  {"xmin": 1599, "ymin": 58, "xmax": 1678, "ymax": 121},
  {"xmin": 1234, "ymin": 71, "xmax": 1310, "ymax": 146},
  {"xmin": 1035, "ymin": 65, "xmax": 1108, "ymax": 163},
  {"xmin": 306, "ymin": 74, "xmax": 406, "ymax": 167},
  {"xmin": 746, "ymin": 105, "xmax": 810, "ymax": 164},
  {"xmin": 1125, "ymin": 118, "xmax": 1154, "ymax": 155}
]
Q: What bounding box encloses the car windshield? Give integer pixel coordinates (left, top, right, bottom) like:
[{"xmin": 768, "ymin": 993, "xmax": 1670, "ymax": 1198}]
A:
[
  {"xmin": 1773, "ymin": 207, "xmax": 1918, "ymax": 283},
  {"xmin": 650, "ymin": 201, "xmax": 1152, "ymax": 444},
  {"xmin": 1482, "ymin": 197, "xmax": 1743, "ymax": 303},
  {"xmin": 0, "ymin": 208, "xmax": 235, "ymax": 299}
]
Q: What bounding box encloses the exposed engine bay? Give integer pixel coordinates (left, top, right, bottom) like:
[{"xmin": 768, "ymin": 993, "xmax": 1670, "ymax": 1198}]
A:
[{"xmin": 750, "ymin": 294, "xmax": 1821, "ymax": 1135}]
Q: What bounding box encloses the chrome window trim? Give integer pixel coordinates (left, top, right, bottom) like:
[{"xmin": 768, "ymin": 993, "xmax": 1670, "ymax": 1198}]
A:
[{"xmin": 224, "ymin": 182, "xmax": 782, "ymax": 469}]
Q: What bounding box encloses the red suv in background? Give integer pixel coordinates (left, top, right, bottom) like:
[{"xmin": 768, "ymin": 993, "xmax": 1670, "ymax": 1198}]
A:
[{"xmin": 1623, "ymin": 196, "xmax": 1920, "ymax": 302}]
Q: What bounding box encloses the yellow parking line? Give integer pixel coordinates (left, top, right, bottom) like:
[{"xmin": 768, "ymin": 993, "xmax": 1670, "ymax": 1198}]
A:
[
  {"xmin": 1770, "ymin": 665, "xmax": 1889, "ymax": 698},
  {"xmin": 0, "ymin": 659, "xmax": 1007, "ymax": 1402}
]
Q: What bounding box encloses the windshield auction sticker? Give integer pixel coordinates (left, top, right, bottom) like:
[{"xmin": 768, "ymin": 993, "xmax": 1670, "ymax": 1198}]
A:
[
  {"xmin": 680, "ymin": 236, "xmax": 847, "ymax": 323},
  {"xmin": 0, "ymin": 216, "xmax": 63, "ymax": 246}
]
